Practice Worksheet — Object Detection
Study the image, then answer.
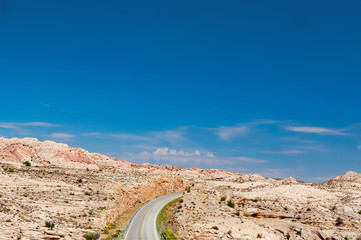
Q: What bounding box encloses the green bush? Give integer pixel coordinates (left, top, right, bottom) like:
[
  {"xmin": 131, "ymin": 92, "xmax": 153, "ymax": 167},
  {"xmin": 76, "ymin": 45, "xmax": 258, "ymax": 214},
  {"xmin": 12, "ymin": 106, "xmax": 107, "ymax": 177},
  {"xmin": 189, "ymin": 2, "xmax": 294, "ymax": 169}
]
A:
[
  {"xmin": 220, "ymin": 196, "xmax": 226, "ymax": 201},
  {"xmin": 108, "ymin": 223, "xmax": 116, "ymax": 229},
  {"xmin": 335, "ymin": 217, "xmax": 343, "ymax": 226},
  {"xmin": 45, "ymin": 221, "xmax": 55, "ymax": 229},
  {"xmin": 83, "ymin": 234, "xmax": 94, "ymax": 240},
  {"xmin": 112, "ymin": 230, "xmax": 122, "ymax": 237},
  {"xmin": 186, "ymin": 186, "xmax": 191, "ymax": 193},
  {"xmin": 23, "ymin": 161, "xmax": 31, "ymax": 166},
  {"xmin": 227, "ymin": 199, "xmax": 235, "ymax": 208}
]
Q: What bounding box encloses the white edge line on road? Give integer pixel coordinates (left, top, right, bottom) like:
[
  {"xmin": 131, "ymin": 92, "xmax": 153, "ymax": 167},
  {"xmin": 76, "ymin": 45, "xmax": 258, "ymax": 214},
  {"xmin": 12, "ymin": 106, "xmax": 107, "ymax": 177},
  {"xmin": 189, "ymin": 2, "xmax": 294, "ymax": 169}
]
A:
[
  {"xmin": 121, "ymin": 194, "xmax": 172, "ymax": 240},
  {"xmin": 121, "ymin": 193, "xmax": 182, "ymax": 240},
  {"xmin": 122, "ymin": 200, "xmax": 153, "ymax": 240},
  {"xmin": 153, "ymin": 193, "xmax": 183, "ymax": 240}
]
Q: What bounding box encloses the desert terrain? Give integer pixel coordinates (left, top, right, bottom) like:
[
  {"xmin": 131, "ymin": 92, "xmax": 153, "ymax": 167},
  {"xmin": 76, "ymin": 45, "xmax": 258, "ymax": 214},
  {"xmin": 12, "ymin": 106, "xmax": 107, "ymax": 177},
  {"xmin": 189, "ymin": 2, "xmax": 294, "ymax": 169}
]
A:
[{"xmin": 0, "ymin": 137, "xmax": 360, "ymax": 240}]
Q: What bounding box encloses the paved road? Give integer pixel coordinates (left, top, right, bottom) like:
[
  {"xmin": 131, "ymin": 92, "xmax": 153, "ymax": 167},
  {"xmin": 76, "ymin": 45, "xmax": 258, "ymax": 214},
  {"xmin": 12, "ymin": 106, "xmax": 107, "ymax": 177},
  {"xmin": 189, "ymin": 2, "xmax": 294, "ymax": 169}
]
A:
[{"xmin": 121, "ymin": 192, "xmax": 183, "ymax": 240}]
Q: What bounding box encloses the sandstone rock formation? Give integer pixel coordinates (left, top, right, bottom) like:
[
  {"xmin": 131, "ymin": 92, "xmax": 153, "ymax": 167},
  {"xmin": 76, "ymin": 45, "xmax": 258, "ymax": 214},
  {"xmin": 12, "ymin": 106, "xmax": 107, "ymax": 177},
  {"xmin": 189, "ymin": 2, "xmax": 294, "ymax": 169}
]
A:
[{"xmin": 0, "ymin": 137, "xmax": 360, "ymax": 240}]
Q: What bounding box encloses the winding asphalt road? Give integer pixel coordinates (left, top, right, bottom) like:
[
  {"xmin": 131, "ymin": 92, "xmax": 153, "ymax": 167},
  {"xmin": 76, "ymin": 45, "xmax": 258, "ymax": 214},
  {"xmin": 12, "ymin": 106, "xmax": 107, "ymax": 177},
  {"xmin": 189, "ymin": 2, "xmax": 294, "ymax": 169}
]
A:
[{"xmin": 121, "ymin": 192, "xmax": 183, "ymax": 240}]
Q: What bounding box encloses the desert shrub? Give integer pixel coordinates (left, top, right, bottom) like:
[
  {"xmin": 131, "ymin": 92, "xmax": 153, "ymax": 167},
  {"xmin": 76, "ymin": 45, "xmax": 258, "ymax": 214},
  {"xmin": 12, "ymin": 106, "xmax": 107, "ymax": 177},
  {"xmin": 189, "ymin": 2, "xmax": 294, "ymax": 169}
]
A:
[
  {"xmin": 7, "ymin": 168, "xmax": 14, "ymax": 173},
  {"xmin": 108, "ymin": 223, "xmax": 116, "ymax": 229},
  {"xmin": 77, "ymin": 179, "xmax": 82, "ymax": 183},
  {"xmin": 23, "ymin": 161, "xmax": 31, "ymax": 166},
  {"xmin": 45, "ymin": 221, "xmax": 55, "ymax": 229},
  {"xmin": 227, "ymin": 230, "xmax": 232, "ymax": 235},
  {"xmin": 186, "ymin": 186, "xmax": 191, "ymax": 192},
  {"xmin": 335, "ymin": 217, "xmax": 343, "ymax": 226},
  {"xmin": 227, "ymin": 199, "xmax": 235, "ymax": 208},
  {"xmin": 112, "ymin": 230, "xmax": 122, "ymax": 237},
  {"xmin": 212, "ymin": 226, "xmax": 219, "ymax": 230},
  {"xmin": 358, "ymin": 210, "xmax": 361, "ymax": 214},
  {"xmin": 23, "ymin": 193, "xmax": 28, "ymax": 197},
  {"xmin": 83, "ymin": 234, "xmax": 94, "ymax": 240},
  {"xmin": 220, "ymin": 196, "xmax": 226, "ymax": 201}
]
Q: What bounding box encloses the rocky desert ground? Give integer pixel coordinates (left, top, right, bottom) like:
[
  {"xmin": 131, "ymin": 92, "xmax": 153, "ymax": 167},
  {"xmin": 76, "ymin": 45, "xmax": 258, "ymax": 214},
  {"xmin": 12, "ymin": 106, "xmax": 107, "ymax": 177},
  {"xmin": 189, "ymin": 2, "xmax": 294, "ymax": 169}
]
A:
[
  {"xmin": 0, "ymin": 137, "xmax": 360, "ymax": 240},
  {"xmin": 172, "ymin": 172, "xmax": 361, "ymax": 240}
]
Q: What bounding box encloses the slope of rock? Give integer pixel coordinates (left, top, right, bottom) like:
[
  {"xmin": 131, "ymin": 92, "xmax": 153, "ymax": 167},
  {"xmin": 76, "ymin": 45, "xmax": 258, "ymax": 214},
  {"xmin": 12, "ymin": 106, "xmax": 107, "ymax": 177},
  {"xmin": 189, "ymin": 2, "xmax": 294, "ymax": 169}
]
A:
[{"xmin": 0, "ymin": 137, "xmax": 129, "ymax": 170}]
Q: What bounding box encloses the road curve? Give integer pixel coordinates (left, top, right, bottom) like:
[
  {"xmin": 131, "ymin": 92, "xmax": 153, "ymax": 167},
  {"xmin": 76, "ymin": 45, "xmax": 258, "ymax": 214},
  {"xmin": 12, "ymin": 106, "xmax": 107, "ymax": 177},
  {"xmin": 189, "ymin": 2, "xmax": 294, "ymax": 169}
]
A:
[{"xmin": 121, "ymin": 192, "xmax": 183, "ymax": 240}]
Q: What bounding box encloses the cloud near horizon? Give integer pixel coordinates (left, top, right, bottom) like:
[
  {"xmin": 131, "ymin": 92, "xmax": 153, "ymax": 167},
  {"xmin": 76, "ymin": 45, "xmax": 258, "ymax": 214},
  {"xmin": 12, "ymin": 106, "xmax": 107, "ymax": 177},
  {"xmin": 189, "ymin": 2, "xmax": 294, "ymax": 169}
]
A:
[
  {"xmin": 49, "ymin": 133, "xmax": 75, "ymax": 140},
  {"xmin": 0, "ymin": 122, "xmax": 59, "ymax": 129},
  {"xmin": 117, "ymin": 147, "xmax": 268, "ymax": 166},
  {"xmin": 286, "ymin": 126, "xmax": 346, "ymax": 135},
  {"xmin": 261, "ymin": 150, "xmax": 305, "ymax": 154},
  {"xmin": 215, "ymin": 126, "xmax": 248, "ymax": 141}
]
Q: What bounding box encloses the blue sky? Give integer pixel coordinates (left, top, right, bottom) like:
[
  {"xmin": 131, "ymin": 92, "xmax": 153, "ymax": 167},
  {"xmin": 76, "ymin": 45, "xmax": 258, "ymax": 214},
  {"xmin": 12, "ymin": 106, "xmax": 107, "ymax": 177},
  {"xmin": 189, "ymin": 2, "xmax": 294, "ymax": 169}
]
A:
[{"xmin": 1, "ymin": 0, "xmax": 360, "ymax": 182}]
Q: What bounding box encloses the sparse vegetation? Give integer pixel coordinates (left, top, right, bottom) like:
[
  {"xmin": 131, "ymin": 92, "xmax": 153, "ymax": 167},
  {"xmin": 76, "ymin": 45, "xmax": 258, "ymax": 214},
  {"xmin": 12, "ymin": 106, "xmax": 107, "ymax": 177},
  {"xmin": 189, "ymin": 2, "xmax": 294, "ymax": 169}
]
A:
[
  {"xmin": 23, "ymin": 161, "xmax": 31, "ymax": 167},
  {"xmin": 157, "ymin": 198, "xmax": 181, "ymax": 240},
  {"xmin": 220, "ymin": 196, "xmax": 226, "ymax": 201},
  {"xmin": 45, "ymin": 221, "xmax": 55, "ymax": 229},
  {"xmin": 227, "ymin": 199, "xmax": 235, "ymax": 208},
  {"xmin": 335, "ymin": 217, "xmax": 343, "ymax": 226},
  {"xmin": 83, "ymin": 233, "xmax": 94, "ymax": 240}
]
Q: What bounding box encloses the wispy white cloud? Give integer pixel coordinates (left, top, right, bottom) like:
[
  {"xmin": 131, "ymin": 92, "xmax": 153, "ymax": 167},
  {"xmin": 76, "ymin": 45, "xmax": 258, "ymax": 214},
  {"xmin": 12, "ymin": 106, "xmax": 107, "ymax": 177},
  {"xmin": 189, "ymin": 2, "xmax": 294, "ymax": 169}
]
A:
[
  {"xmin": 223, "ymin": 156, "xmax": 268, "ymax": 163},
  {"xmin": 153, "ymin": 148, "xmax": 202, "ymax": 157},
  {"xmin": 286, "ymin": 126, "xmax": 347, "ymax": 135},
  {"xmin": 261, "ymin": 150, "xmax": 305, "ymax": 154},
  {"xmin": 117, "ymin": 147, "xmax": 268, "ymax": 166},
  {"xmin": 109, "ymin": 133, "xmax": 154, "ymax": 142},
  {"xmin": 0, "ymin": 122, "xmax": 59, "ymax": 129},
  {"xmin": 149, "ymin": 128, "xmax": 187, "ymax": 144},
  {"xmin": 215, "ymin": 126, "xmax": 248, "ymax": 141},
  {"xmin": 107, "ymin": 127, "xmax": 188, "ymax": 145},
  {"xmin": 49, "ymin": 133, "xmax": 75, "ymax": 140}
]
